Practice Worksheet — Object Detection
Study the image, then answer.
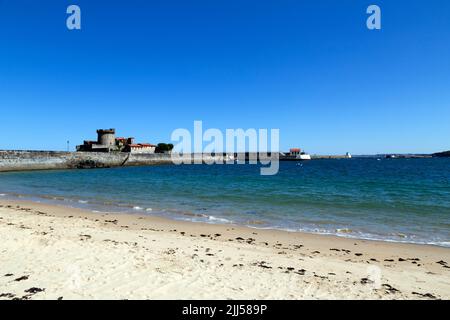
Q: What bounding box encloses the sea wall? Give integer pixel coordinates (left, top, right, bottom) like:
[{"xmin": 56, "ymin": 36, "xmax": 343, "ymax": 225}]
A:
[
  {"xmin": 0, "ymin": 151, "xmax": 174, "ymax": 172},
  {"xmin": 0, "ymin": 151, "xmax": 72, "ymax": 172},
  {"xmin": 0, "ymin": 151, "xmax": 280, "ymax": 172},
  {"xmin": 310, "ymin": 155, "xmax": 351, "ymax": 159},
  {"xmin": 0, "ymin": 151, "xmax": 229, "ymax": 172}
]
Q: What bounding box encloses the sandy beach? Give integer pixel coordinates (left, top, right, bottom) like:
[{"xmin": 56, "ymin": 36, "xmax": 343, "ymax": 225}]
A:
[{"xmin": 0, "ymin": 198, "xmax": 449, "ymax": 300}]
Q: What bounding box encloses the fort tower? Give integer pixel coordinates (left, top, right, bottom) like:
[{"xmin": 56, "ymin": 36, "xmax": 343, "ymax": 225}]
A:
[{"xmin": 97, "ymin": 129, "xmax": 116, "ymax": 149}]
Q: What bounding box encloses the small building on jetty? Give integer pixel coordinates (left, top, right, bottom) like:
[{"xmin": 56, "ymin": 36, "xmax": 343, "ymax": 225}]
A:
[
  {"xmin": 77, "ymin": 129, "xmax": 156, "ymax": 154},
  {"xmin": 280, "ymin": 148, "xmax": 312, "ymax": 160}
]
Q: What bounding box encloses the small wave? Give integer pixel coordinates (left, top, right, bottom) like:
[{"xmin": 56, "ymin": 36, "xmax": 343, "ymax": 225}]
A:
[
  {"xmin": 437, "ymin": 242, "xmax": 450, "ymax": 248},
  {"xmin": 146, "ymin": 208, "xmax": 153, "ymax": 212},
  {"xmin": 45, "ymin": 195, "xmax": 66, "ymax": 201},
  {"xmin": 78, "ymin": 200, "xmax": 88, "ymax": 204},
  {"xmin": 246, "ymin": 219, "xmax": 266, "ymax": 225},
  {"xmin": 133, "ymin": 206, "xmax": 143, "ymax": 211},
  {"xmin": 208, "ymin": 216, "xmax": 232, "ymax": 223},
  {"xmin": 336, "ymin": 228, "xmax": 353, "ymax": 234},
  {"xmin": 182, "ymin": 212, "xmax": 208, "ymax": 218},
  {"xmin": 0, "ymin": 194, "xmax": 6, "ymax": 197}
]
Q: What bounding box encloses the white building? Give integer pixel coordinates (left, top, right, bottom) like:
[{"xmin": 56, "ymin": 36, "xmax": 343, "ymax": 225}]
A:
[{"xmin": 128, "ymin": 144, "xmax": 156, "ymax": 154}]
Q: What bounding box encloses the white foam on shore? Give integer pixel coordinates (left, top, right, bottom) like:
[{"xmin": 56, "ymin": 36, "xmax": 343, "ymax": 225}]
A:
[
  {"xmin": 208, "ymin": 216, "xmax": 232, "ymax": 224},
  {"xmin": 241, "ymin": 224, "xmax": 450, "ymax": 248},
  {"xmin": 0, "ymin": 194, "xmax": 6, "ymax": 197},
  {"xmin": 146, "ymin": 208, "xmax": 153, "ymax": 212},
  {"xmin": 133, "ymin": 206, "xmax": 143, "ymax": 211},
  {"xmin": 438, "ymin": 242, "xmax": 450, "ymax": 247},
  {"xmin": 78, "ymin": 200, "xmax": 88, "ymax": 204},
  {"xmin": 336, "ymin": 228, "xmax": 353, "ymax": 234}
]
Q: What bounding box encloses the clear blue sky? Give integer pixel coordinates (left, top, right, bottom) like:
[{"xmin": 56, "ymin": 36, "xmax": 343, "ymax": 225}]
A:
[{"xmin": 0, "ymin": 0, "xmax": 449, "ymax": 154}]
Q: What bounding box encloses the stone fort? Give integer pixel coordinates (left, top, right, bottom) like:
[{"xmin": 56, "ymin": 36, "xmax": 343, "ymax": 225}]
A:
[{"xmin": 77, "ymin": 129, "xmax": 156, "ymax": 154}]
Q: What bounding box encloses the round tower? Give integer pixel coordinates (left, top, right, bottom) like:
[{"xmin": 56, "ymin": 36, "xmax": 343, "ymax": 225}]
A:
[{"xmin": 97, "ymin": 129, "xmax": 116, "ymax": 148}]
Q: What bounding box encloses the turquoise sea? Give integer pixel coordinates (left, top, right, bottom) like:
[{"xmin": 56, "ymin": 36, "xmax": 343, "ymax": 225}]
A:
[{"xmin": 1, "ymin": 158, "xmax": 449, "ymax": 246}]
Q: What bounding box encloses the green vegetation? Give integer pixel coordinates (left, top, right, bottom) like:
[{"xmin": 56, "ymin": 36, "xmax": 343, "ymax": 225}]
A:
[{"xmin": 155, "ymin": 143, "xmax": 174, "ymax": 153}]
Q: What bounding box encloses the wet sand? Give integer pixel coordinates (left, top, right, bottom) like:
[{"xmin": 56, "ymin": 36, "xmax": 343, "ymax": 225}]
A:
[{"xmin": 0, "ymin": 199, "xmax": 449, "ymax": 300}]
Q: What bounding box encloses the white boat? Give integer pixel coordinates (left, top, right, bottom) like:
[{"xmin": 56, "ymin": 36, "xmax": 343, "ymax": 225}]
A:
[
  {"xmin": 296, "ymin": 153, "xmax": 311, "ymax": 160},
  {"xmin": 282, "ymin": 148, "xmax": 311, "ymax": 161}
]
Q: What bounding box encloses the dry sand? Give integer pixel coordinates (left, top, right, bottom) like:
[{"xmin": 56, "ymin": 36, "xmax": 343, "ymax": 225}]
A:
[{"xmin": 0, "ymin": 199, "xmax": 449, "ymax": 300}]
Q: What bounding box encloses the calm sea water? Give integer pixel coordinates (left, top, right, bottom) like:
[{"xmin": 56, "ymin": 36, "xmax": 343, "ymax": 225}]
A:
[{"xmin": 1, "ymin": 158, "xmax": 449, "ymax": 246}]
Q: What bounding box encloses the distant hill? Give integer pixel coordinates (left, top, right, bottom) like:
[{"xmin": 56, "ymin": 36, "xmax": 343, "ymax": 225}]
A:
[{"xmin": 432, "ymin": 150, "xmax": 450, "ymax": 157}]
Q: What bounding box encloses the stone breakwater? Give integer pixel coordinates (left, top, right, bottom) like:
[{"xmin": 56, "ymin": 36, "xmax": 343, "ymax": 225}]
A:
[
  {"xmin": 0, "ymin": 151, "xmax": 278, "ymax": 172},
  {"xmin": 0, "ymin": 150, "xmax": 176, "ymax": 172}
]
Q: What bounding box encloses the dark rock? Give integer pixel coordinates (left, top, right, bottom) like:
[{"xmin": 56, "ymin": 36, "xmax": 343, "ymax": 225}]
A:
[
  {"xmin": 14, "ymin": 276, "xmax": 29, "ymax": 282},
  {"xmin": 412, "ymin": 292, "xmax": 437, "ymax": 299},
  {"xmin": 295, "ymin": 269, "xmax": 306, "ymax": 275},
  {"xmin": 252, "ymin": 261, "xmax": 272, "ymax": 269},
  {"xmin": 24, "ymin": 287, "xmax": 45, "ymax": 294},
  {"xmin": 382, "ymin": 284, "xmax": 399, "ymax": 294},
  {"xmin": 360, "ymin": 278, "xmax": 374, "ymax": 284}
]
